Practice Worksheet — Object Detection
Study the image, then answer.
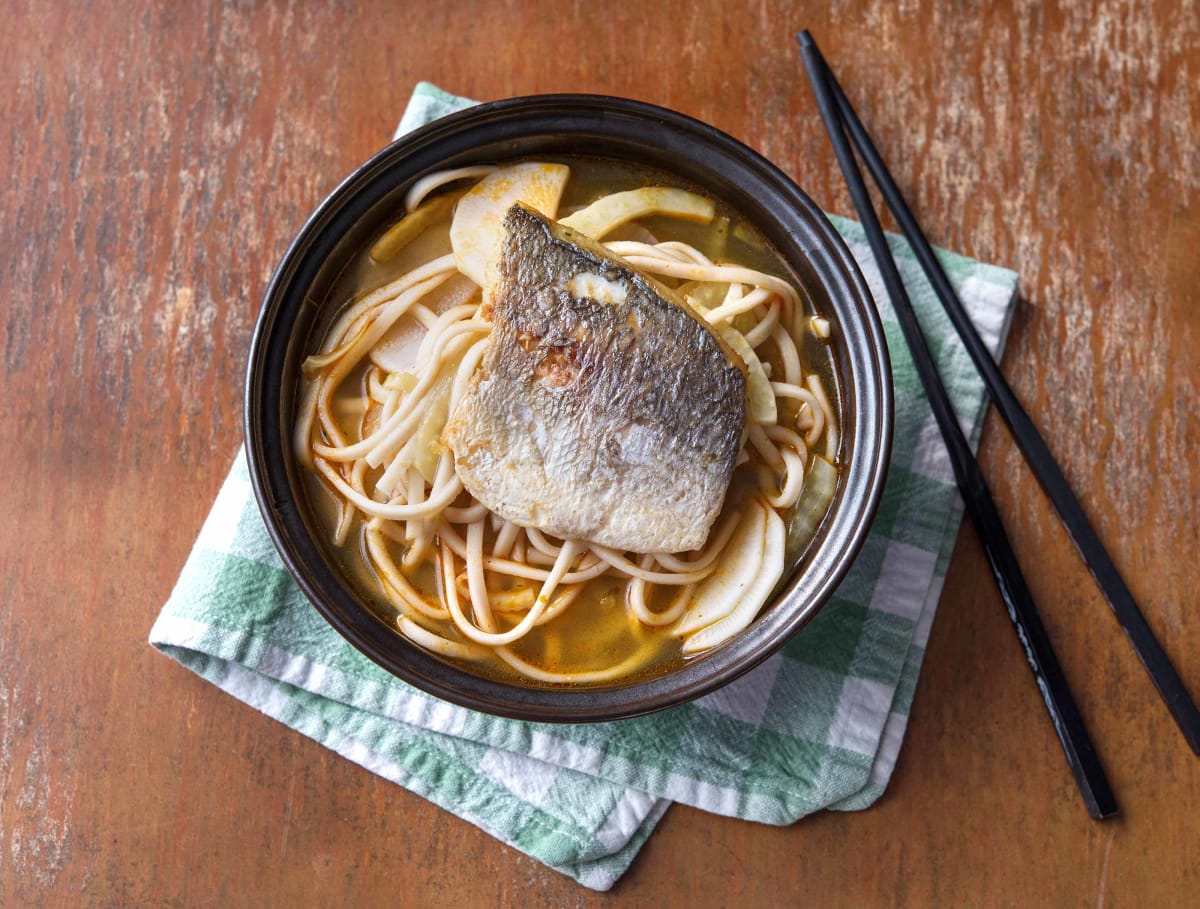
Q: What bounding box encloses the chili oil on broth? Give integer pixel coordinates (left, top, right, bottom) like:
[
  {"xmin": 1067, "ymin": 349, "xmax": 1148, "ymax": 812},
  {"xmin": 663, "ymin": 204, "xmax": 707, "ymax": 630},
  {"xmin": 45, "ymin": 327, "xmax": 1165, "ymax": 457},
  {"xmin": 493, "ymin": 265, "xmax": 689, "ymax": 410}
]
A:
[{"xmin": 298, "ymin": 156, "xmax": 841, "ymax": 687}]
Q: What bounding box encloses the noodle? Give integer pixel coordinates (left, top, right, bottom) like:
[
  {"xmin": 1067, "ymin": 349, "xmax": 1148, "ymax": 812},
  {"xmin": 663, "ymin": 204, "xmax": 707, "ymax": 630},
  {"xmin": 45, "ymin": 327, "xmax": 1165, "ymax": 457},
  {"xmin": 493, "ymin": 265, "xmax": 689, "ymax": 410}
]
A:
[{"xmin": 297, "ymin": 163, "xmax": 840, "ymax": 684}]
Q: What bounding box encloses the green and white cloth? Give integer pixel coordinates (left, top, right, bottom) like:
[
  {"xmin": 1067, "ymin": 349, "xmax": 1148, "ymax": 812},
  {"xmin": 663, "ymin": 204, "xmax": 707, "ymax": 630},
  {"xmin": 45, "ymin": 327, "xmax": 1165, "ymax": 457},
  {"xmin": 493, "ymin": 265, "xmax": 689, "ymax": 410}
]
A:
[{"xmin": 149, "ymin": 83, "xmax": 1019, "ymax": 891}]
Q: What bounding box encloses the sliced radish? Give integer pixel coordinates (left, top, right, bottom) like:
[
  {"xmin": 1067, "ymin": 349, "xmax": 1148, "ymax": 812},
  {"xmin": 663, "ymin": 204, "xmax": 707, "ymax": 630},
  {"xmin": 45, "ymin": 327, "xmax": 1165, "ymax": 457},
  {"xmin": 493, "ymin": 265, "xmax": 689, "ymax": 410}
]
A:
[
  {"xmin": 559, "ymin": 187, "xmax": 714, "ymax": 240},
  {"xmin": 449, "ymin": 162, "xmax": 570, "ymax": 288},
  {"xmin": 675, "ymin": 498, "xmax": 769, "ymax": 636},
  {"xmin": 369, "ymin": 274, "xmax": 478, "ymax": 373},
  {"xmin": 685, "ymin": 291, "xmax": 777, "ymax": 425},
  {"xmin": 679, "ymin": 498, "xmax": 786, "ymax": 654}
]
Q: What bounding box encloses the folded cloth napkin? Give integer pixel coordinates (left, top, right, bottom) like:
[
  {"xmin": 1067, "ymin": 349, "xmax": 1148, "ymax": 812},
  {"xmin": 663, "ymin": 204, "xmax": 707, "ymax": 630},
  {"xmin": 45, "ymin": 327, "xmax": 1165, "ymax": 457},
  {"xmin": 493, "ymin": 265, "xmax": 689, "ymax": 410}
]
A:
[{"xmin": 150, "ymin": 82, "xmax": 1019, "ymax": 890}]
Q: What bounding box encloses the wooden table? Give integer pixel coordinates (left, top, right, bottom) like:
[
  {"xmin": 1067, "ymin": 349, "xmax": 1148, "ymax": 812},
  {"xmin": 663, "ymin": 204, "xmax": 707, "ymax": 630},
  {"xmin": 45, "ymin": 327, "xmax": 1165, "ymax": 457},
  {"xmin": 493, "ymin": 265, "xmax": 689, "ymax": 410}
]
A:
[{"xmin": 3, "ymin": 1, "xmax": 1197, "ymax": 904}]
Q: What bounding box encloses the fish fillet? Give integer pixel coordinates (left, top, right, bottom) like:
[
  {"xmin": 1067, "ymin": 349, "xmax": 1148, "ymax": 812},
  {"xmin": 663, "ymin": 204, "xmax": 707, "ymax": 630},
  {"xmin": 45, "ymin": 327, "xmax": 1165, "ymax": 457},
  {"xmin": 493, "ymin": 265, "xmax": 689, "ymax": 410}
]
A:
[{"xmin": 444, "ymin": 204, "xmax": 746, "ymax": 554}]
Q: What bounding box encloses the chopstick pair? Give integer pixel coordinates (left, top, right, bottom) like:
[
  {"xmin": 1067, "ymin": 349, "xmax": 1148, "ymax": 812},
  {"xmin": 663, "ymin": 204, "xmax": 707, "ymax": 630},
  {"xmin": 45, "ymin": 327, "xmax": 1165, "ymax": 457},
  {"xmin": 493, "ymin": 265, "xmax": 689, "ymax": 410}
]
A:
[{"xmin": 797, "ymin": 30, "xmax": 1200, "ymax": 819}]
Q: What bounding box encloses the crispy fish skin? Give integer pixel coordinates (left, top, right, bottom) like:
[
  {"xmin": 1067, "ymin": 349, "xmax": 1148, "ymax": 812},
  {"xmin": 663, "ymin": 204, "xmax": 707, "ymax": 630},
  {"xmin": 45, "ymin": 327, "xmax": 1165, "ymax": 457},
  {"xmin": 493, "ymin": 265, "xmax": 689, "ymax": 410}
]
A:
[{"xmin": 443, "ymin": 203, "xmax": 747, "ymax": 554}]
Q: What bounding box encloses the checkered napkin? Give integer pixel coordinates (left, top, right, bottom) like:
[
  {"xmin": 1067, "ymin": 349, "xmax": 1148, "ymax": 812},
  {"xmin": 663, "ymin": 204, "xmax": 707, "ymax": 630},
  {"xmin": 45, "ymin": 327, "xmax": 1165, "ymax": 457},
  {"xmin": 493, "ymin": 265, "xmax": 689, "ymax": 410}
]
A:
[{"xmin": 149, "ymin": 83, "xmax": 1019, "ymax": 890}]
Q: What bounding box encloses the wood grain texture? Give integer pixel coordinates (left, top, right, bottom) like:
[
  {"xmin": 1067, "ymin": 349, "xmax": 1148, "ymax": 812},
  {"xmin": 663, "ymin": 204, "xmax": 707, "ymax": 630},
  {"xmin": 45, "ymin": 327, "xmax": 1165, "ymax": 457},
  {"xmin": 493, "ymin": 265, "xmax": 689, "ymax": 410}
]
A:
[{"xmin": 1, "ymin": 0, "xmax": 1197, "ymax": 905}]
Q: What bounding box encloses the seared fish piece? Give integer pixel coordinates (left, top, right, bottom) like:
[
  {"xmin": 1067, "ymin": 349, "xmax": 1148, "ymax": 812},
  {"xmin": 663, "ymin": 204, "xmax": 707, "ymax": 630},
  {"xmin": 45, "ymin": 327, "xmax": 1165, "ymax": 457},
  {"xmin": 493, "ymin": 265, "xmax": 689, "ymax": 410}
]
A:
[{"xmin": 444, "ymin": 204, "xmax": 747, "ymax": 554}]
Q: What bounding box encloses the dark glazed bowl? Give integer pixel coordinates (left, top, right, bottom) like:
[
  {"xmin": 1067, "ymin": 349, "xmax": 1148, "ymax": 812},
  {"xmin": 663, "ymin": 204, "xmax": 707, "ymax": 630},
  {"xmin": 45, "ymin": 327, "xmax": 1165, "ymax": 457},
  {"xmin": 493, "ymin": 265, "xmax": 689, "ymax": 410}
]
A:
[{"xmin": 245, "ymin": 95, "xmax": 892, "ymax": 722}]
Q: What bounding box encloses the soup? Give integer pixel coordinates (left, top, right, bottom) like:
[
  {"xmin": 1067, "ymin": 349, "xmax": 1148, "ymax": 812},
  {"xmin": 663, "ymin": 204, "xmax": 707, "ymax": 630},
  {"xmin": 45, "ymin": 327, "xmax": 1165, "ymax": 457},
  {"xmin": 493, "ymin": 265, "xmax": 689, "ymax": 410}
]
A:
[{"xmin": 295, "ymin": 157, "xmax": 840, "ymax": 686}]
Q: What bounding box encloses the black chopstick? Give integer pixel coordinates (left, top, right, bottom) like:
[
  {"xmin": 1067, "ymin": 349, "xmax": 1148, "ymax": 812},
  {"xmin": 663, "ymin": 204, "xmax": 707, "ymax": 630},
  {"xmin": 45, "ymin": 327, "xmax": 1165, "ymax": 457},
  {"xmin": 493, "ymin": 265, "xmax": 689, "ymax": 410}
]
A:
[
  {"xmin": 815, "ymin": 59, "xmax": 1200, "ymax": 759},
  {"xmin": 797, "ymin": 30, "xmax": 1118, "ymax": 819}
]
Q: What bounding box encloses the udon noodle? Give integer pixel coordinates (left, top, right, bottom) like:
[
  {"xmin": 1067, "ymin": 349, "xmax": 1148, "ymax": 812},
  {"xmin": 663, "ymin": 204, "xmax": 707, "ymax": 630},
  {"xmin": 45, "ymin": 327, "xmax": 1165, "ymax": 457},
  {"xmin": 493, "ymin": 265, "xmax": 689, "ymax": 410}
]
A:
[{"xmin": 296, "ymin": 160, "xmax": 839, "ymax": 685}]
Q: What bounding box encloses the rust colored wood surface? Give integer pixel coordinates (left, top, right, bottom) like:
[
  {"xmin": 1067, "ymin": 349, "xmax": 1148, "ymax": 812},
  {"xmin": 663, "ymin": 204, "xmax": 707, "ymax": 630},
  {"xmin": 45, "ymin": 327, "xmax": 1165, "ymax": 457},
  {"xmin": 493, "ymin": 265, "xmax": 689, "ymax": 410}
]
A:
[{"xmin": 2, "ymin": 1, "xmax": 1198, "ymax": 905}]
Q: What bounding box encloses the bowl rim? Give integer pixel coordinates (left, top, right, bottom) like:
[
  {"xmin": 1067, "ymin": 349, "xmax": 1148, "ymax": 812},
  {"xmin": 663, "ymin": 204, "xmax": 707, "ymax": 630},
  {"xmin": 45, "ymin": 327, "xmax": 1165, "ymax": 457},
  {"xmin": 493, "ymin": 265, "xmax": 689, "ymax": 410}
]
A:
[{"xmin": 245, "ymin": 93, "xmax": 893, "ymax": 722}]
